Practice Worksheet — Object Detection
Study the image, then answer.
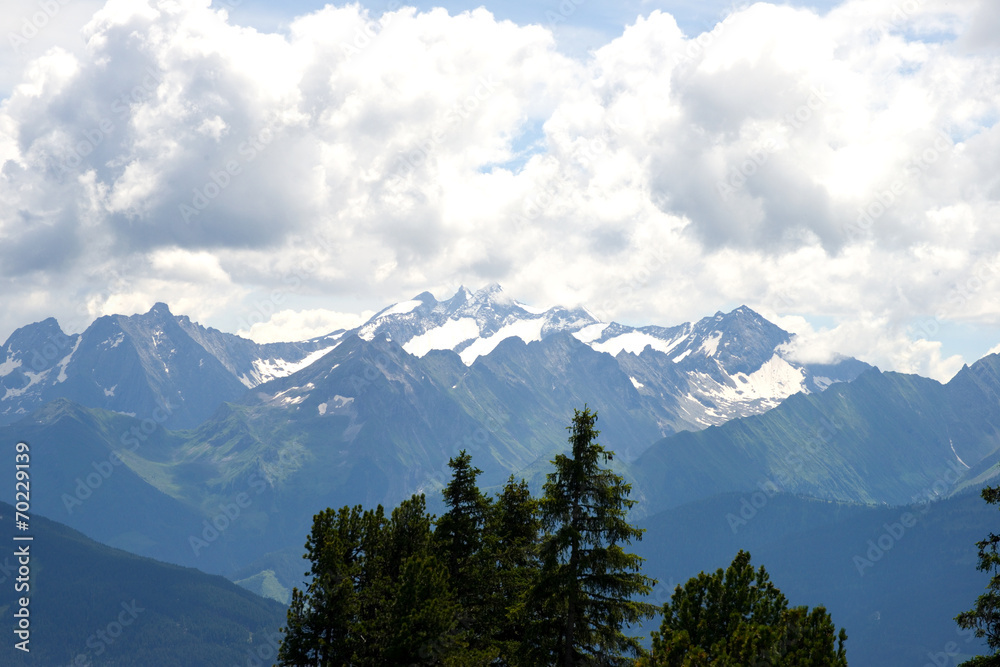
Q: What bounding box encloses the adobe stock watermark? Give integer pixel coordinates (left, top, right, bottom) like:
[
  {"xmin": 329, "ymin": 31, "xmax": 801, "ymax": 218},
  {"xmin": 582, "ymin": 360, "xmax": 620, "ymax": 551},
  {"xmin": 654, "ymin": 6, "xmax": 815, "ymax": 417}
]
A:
[
  {"xmin": 417, "ymin": 415, "xmax": 502, "ymax": 494},
  {"xmin": 8, "ymin": 0, "xmax": 74, "ymax": 59},
  {"xmin": 511, "ymin": 115, "xmax": 626, "ymax": 232},
  {"xmin": 544, "ymin": 0, "xmax": 586, "ymax": 30},
  {"xmin": 669, "ymin": 2, "xmax": 744, "ymax": 69},
  {"xmin": 62, "ymin": 600, "xmax": 145, "ymax": 667},
  {"xmin": 716, "ymin": 86, "xmax": 829, "ymax": 201},
  {"xmin": 872, "ymin": 0, "xmax": 923, "ymax": 35},
  {"xmin": 589, "ymin": 247, "xmax": 670, "ymax": 324},
  {"xmin": 230, "ymin": 630, "xmax": 283, "ymax": 667},
  {"xmin": 726, "ymin": 415, "xmax": 842, "ymax": 533},
  {"xmin": 908, "ymin": 259, "xmax": 996, "ymax": 341},
  {"xmin": 56, "ymin": 69, "xmax": 162, "ymax": 177},
  {"xmin": 844, "ymin": 128, "xmax": 952, "ymax": 242},
  {"xmin": 62, "ymin": 399, "xmax": 175, "ymax": 514},
  {"xmin": 188, "ymin": 449, "xmax": 300, "ymax": 556},
  {"xmin": 649, "ymin": 576, "xmax": 681, "ymax": 605},
  {"xmin": 852, "ymin": 459, "xmax": 965, "ymax": 576},
  {"xmin": 387, "ymin": 75, "xmax": 501, "ymax": 186},
  {"xmin": 340, "ymin": 1, "xmax": 401, "ymax": 59},
  {"xmin": 920, "ymin": 625, "xmax": 978, "ymax": 667},
  {"xmin": 179, "ymin": 122, "xmax": 277, "ymax": 224}
]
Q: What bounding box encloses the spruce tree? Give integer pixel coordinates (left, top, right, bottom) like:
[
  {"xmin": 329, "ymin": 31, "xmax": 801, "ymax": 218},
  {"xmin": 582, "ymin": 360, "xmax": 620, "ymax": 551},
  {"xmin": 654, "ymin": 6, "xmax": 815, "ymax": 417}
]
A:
[
  {"xmin": 528, "ymin": 406, "xmax": 657, "ymax": 665},
  {"xmin": 435, "ymin": 451, "xmax": 492, "ymax": 608},
  {"xmin": 487, "ymin": 475, "xmax": 542, "ymax": 665},
  {"xmin": 433, "ymin": 450, "xmax": 498, "ymax": 663}
]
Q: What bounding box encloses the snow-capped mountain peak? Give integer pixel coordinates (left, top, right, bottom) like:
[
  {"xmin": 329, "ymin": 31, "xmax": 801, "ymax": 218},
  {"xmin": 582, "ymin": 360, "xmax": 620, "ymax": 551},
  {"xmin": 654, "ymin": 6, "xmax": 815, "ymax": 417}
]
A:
[
  {"xmin": 340, "ymin": 287, "xmax": 868, "ymax": 430},
  {"xmin": 355, "ymin": 285, "xmax": 598, "ymax": 364}
]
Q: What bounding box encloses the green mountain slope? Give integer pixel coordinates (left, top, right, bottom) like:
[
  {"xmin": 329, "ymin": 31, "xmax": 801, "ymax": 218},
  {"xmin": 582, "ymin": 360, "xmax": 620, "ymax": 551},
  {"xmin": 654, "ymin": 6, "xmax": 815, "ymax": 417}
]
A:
[
  {"xmin": 0, "ymin": 501, "xmax": 286, "ymax": 666},
  {"xmin": 634, "ymin": 489, "xmax": 993, "ymax": 667},
  {"xmin": 632, "ymin": 355, "xmax": 1000, "ymax": 515}
]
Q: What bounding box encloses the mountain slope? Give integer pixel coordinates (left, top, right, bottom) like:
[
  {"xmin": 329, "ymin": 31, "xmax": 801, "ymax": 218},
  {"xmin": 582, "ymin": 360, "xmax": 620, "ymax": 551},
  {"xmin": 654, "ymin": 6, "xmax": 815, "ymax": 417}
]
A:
[
  {"xmin": 0, "ymin": 303, "xmax": 331, "ymax": 428},
  {"xmin": 0, "ymin": 501, "xmax": 286, "ymax": 666},
  {"xmin": 634, "ymin": 489, "xmax": 992, "ymax": 667},
  {"xmin": 632, "ymin": 355, "xmax": 1000, "ymax": 515}
]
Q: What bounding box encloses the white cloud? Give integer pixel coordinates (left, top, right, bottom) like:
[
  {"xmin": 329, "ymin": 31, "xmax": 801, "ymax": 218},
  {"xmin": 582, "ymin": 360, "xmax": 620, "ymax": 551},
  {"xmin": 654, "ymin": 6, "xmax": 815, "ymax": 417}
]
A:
[
  {"xmin": 238, "ymin": 308, "xmax": 375, "ymax": 343},
  {"xmin": 0, "ymin": 0, "xmax": 998, "ymax": 379}
]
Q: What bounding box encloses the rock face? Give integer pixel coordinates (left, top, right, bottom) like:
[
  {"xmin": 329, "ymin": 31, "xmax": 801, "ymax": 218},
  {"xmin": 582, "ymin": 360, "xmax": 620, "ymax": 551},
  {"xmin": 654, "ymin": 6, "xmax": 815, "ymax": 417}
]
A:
[{"xmin": 0, "ymin": 303, "xmax": 333, "ymax": 428}]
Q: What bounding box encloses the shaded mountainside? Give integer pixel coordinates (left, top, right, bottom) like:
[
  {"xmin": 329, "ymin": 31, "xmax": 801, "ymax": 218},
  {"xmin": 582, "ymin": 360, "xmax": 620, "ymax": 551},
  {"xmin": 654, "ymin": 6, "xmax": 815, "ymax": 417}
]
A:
[
  {"xmin": 0, "ymin": 501, "xmax": 286, "ymax": 666},
  {"xmin": 0, "ymin": 303, "xmax": 332, "ymax": 429},
  {"xmin": 634, "ymin": 489, "xmax": 992, "ymax": 667},
  {"xmin": 632, "ymin": 354, "xmax": 1000, "ymax": 516}
]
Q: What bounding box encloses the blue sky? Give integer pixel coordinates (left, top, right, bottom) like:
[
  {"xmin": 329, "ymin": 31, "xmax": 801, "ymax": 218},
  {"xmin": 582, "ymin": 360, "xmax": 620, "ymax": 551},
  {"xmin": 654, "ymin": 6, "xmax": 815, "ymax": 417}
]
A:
[
  {"xmin": 1, "ymin": 0, "xmax": 999, "ymax": 380},
  {"xmin": 223, "ymin": 1, "xmax": 845, "ymax": 53}
]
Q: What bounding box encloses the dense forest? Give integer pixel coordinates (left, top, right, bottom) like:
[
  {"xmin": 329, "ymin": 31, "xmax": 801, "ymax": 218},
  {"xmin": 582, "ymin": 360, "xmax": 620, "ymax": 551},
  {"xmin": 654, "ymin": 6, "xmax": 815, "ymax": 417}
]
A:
[{"xmin": 276, "ymin": 408, "xmax": 849, "ymax": 665}]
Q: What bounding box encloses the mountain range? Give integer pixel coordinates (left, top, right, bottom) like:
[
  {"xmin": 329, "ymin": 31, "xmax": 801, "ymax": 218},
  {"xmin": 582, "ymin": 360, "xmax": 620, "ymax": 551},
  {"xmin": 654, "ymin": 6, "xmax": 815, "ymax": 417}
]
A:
[
  {"xmin": 2, "ymin": 284, "xmax": 998, "ymax": 666},
  {"xmin": 0, "ymin": 284, "xmax": 866, "ymax": 436},
  {"xmin": 0, "ymin": 286, "xmax": 872, "ymax": 580}
]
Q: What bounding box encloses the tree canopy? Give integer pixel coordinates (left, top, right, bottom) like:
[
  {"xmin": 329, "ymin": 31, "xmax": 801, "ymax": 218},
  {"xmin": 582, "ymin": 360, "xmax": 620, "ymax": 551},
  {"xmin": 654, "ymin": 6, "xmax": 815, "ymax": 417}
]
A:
[
  {"xmin": 642, "ymin": 550, "xmax": 847, "ymax": 666},
  {"xmin": 277, "ymin": 407, "xmax": 849, "ymax": 666}
]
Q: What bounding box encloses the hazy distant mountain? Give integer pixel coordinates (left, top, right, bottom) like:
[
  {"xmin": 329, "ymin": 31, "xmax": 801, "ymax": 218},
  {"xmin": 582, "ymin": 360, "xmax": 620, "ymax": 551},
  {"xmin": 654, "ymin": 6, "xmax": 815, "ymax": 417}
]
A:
[
  {"xmin": 633, "ymin": 489, "xmax": 991, "ymax": 667},
  {"xmin": 632, "ymin": 354, "xmax": 1000, "ymax": 516}
]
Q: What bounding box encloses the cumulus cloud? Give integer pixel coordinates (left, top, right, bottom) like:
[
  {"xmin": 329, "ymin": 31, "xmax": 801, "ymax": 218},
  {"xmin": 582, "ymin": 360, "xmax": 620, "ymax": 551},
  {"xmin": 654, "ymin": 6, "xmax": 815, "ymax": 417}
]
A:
[
  {"xmin": 238, "ymin": 308, "xmax": 376, "ymax": 343},
  {"xmin": 0, "ymin": 0, "xmax": 998, "ymax": 380}
]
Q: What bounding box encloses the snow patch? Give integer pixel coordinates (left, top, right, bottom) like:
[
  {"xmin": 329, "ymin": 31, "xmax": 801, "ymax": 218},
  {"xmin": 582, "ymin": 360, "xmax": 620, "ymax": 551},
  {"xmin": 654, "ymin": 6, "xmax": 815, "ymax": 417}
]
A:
[
  {"xmin": 709, "ymin": 354, "xmax": 807, "ymax": 404},
  {"xmin": 250, "ymin": 344, "xmax": 339, "ymax": 385},
  {"xmin": 950, "ymin": 439, "xmax": 970, "ymax": 469},
  {"xmin": 459, "ymin": 318, "xmax": 547, "ymax": 365},
  {"xmin": 672, "ymin": 349, "xmax": 692, "ymax": 363},
  {"xmin": 0, "ymin": 354, "xmax": 22, "ymax": 377},
  {"xmin": 697, "ymin": 331, "xmax": 722, "ymax": 357},
  {"xmin": 811, "ymin": 376, "xmax": 835, "ymax": 391},
  {"xmin": 593, "ymin": 332, "xmax": 685, "ymax": 356},
  {"xmin": 515, "ymin": 301, "xmax": 547, "ymax": 315},
  {"xmin": 381, "ymin": 300, "xmax": 422, "ymax": 317},
  {"xmin": 630, "ymin": 376, "xmax": 644, "ymax": 389},
  {"xmin": 104, "ymin": 384, "xmax": 117, "ymax": 397},
  {"xmin": 56, "ymin": 336, "xmax": 82, "ymax": 383},
  {"xmin": 2, "ymin": 370, "xmax": 49, "ymax": 399},
  {"xmin": 317, "ymin": 402, "xmax": 327, "ymax": 415},
  {"xmin": 403, "ymin": 318, "xmax": 480, "ymax": 357}
]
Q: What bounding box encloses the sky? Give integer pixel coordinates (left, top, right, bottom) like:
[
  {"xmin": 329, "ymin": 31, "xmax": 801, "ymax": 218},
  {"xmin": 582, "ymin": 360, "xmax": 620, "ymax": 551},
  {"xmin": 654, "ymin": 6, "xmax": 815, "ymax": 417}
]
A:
[{"xmin": 1, "ymin": 0, "xmax": 999, "ymax": 382}]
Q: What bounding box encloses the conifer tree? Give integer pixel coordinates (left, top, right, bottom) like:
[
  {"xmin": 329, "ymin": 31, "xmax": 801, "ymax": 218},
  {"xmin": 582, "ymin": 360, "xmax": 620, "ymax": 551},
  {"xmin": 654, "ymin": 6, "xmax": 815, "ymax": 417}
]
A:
[
  {"xmin": 434, "ymin": 450, "xmax": 498, "ymax": 663},
  {"xmin": 644, "ymin": 550, "xmax": 847, "ymax": 666},
  {"xmin": 487, "ymin": 475, "xmax": 542, "ymax": 665},
  {"xmin": 528, "ymin": 406, "xmax": 657, "ymax": 665},
  {"xmin": 278, "ymin": 495, "xmax": 463, "ymax": 666},
  {"xmin": 278, "ymin": 504, "xmax": 367, "ymax": 665},
  {"xmin": 435, "ymin": 451, "xmax": 492, "ymax": 608},
  {"xmin": 385, "ymin": 551, "xmax": 464, "ymax": 665}
]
